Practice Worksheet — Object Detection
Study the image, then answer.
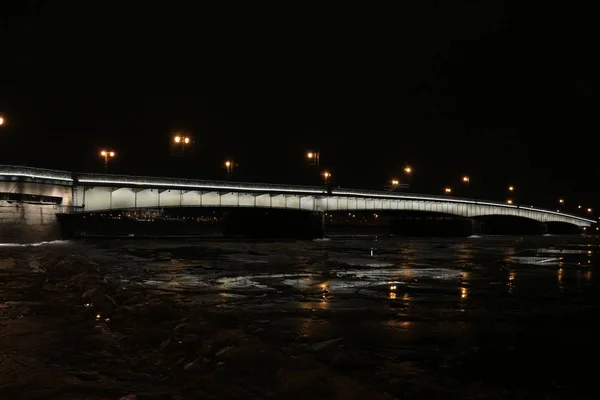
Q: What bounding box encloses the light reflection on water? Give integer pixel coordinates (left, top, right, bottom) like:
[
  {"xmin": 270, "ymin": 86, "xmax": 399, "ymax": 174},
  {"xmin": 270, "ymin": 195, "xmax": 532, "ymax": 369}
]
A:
[
  {"xmin": 121, "ymin": 235, "xmax": 599, "ymax": 307},
  {"xmin": 4, "ymin": 234, "xmax": 600, "ymax": 398}
]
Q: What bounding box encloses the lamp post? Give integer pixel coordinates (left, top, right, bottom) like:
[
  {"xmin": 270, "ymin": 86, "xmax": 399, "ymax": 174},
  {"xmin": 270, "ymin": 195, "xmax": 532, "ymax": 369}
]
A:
[
  {"xmin": 174, "ymin": 135, "xmax": 191, "ymax": 155},
  {"xmin": 100, "ymin": 150, "xmax": 115, "ymax": 173},
  {"xmin": 461, "ymin": 176, "xmax": 470, "ymax": 196},
  {"xmin": 404, "ymin": 165, "xmax": 412, "ymax": 189},
  {"xmin": 322, "ymin": 171, "xmax": 331, "ymax": 184},
  {"xmin": 224, "ymin": 160, "xmax": 235, "ymax": 177},
  {"xmin": 307, "ymin": 150, "xmax": 320, "ymax": 167}
]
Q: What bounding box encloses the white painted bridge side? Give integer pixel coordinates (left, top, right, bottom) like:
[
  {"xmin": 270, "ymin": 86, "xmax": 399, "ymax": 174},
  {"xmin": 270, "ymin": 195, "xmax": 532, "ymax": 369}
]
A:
[
  {"xmin": 74, "ymin": 186, "xmax": 593, "ymax": 227},
  {"xmin": 0, "ymin": 166, "xmax": 594, "ymax": 227}
]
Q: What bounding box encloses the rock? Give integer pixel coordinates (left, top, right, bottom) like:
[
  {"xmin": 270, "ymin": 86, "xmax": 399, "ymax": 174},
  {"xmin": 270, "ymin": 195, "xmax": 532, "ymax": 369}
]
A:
[
  {"xmin": 307, "ymin": 337, "xmax": 343, "ymax": 352},
  {"xmin": 215, "ymin": 345, "xmax": 235, "ymax": 357},
  {"xmin": 82, "ymin": 287, "xmax": 104, "ymax": 299},
  {"xmin": 184, "ymin": 359, "xmax": 198, "ymax": 370}
]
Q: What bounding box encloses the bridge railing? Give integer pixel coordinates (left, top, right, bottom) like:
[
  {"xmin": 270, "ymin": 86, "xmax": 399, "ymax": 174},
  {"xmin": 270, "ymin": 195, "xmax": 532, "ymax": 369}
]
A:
[
  {"xmin": 0, "ymin": 165, "xmax": 74, "ymax": 182},
  {"xmin": 332, "ymin": 187, "xmax": 595, "ymax": 223},
  {"xmin": 333, "ymin": 187, "xmax": 502, "ymax": 204},
  {"xmin": 74, "ymin": 172, "xmax": 328, "ymax": 194}
]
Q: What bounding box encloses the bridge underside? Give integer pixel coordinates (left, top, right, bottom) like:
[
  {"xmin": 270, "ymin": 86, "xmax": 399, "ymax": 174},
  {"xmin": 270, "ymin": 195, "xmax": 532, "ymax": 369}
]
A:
[{"xmin": 75, "ymin": 187, "xmax": 591, "ymax": 227}]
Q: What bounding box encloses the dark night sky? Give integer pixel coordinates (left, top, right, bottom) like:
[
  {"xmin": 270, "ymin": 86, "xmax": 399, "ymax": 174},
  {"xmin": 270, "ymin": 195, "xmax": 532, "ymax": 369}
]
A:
[{"xmin": 0, "ymin": 2, "xmax": 597, "ymax": 211}]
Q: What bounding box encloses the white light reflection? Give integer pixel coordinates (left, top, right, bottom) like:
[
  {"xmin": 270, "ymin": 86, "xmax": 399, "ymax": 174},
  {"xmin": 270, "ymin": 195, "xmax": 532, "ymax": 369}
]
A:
[
  {"xmin": 0, "ymin": 240, "xmax": 71, "ymax": 247},
  {"xmin": 557, "ymin": 268, "xmax": 564, "ymax": 293},
  {"xmin": 507, "ymin": 271, "xmax": 515, "ymax": 294}
]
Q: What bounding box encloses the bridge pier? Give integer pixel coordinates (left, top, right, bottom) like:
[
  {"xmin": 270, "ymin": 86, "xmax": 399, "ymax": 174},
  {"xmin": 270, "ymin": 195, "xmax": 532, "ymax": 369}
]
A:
[
  {"xmin": 1, "ymin": 175, "xmax": 73, "ymax": 244},
  {"xmin": 0, "ymin": 201, "xmax": 64, "ymax": 243}
]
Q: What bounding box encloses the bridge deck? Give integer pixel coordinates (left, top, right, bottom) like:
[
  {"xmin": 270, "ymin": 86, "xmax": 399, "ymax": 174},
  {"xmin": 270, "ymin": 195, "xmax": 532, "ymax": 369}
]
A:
[{"xmin": 1, "ymin": 165, "xmax": 595, "ymax": 227}]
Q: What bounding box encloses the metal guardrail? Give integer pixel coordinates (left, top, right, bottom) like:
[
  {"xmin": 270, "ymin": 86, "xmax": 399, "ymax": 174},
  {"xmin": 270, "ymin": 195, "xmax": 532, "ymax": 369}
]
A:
[
  {"xmin": 0, "ymin": 165, "xmax": 73, "ymax": 182},
  {"xmin": 330, "ymin": 187, "xmax": 595, "ymax": 223},
  {"xmin": 75, "ymin": 172, "xmax": 327, "ymax": 194},
  {"xmin": 333, "ymin": 187, "xmax": 500, "ymax": 204}
]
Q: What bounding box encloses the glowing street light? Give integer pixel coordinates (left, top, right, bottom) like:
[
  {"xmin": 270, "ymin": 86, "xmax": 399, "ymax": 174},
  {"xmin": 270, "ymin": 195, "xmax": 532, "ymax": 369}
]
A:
[
  {"xmin": 444, "ymin": 187, "xmax": 452, "ymax": 194},
  {"xmin": 306, "ymin": 150, "xmax": 320, "ymax": 167},
  {"xmin": 322, "ymin": 171, "xmax": 331, "ymax": 184},
  {"xmin": 100, "ymin": 150, "xmax": 116, "ymax": 173},
  {"xmin": 174, "ymin": 134, "xmax": 191, "ymax": 155},
  {"xmin": 559, "ymin": 199, "xmax": 564, "ymax": 205},
  {"xmin": 587, "ymin": 208, "xmax": 592, "ymax": 213},
  {"xmin": 174, "ymin": 135, "xmax": 190, "ymax": 144},
  {"xmin": 507, "ymin": 199, "xmax": 513, "ymax": 204},
  {"xmin": 0, "ymin": 116, "xmax": 4, "ymax": 126},
  {"xmin": 508, "ymin": 186, "xmax": 514, "ymax": 191},
  {"xmin": 391, "ymin": 179, "xmax": 399, "ymax": 187},
  {"xmin": 404, "ymin": 166, "xmax": 412, "ymax": 174},
  {"xmin": 224, "ymin": 160, "xmax": 235, "ymax": 176},
  {"xmin": 462, "ymin": 176, "xmax": 470, "ymax": 183}
]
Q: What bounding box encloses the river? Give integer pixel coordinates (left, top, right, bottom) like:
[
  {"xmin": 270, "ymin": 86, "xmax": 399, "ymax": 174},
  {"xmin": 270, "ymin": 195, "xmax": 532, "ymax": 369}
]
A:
[{"xmin": 1, "ymin": 234, "xmax": 598, "ymax": 399}]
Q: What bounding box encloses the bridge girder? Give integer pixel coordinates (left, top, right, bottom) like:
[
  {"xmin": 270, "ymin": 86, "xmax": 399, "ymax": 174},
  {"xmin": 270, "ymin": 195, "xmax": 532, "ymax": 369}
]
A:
[{"xmin": 73, "ymin": 186, "xmax": 592, "ymax": 227}]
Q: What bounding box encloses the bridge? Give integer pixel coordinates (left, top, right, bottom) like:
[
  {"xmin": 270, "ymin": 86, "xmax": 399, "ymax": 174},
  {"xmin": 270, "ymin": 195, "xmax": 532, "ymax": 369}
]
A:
[{"xmin": 1, "ymin": 165, "xmax": 594, "ymax": 230}]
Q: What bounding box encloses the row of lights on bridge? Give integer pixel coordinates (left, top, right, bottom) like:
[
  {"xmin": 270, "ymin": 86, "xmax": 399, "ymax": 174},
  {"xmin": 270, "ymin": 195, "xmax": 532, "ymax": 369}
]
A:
[
  {"xmin": 97, "ymin": 143, "xmax": 596, "ymax": 214},
  {"xmin": 15, "ymin": 128, "xmax": 582, "ymax": 215}
]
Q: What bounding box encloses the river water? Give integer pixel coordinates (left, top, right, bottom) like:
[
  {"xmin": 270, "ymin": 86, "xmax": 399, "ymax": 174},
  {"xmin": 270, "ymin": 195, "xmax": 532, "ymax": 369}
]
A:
[{"xmin": 1, "ymin": 234, "xmax": 599, "ymax": 399}]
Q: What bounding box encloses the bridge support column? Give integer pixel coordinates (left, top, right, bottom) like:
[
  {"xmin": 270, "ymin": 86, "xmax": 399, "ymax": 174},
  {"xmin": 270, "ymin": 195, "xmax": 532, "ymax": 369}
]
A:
[
  {"xmin": 0, "ymin": 201, "xmax": 63, "ymax": 243},
  {"xmin": 472, "ymin": 219, "xmax": 483, "ymax": 235},
  {"xmin": 319, "ymin": 211, "xmax": 325, "ymax": 238}
]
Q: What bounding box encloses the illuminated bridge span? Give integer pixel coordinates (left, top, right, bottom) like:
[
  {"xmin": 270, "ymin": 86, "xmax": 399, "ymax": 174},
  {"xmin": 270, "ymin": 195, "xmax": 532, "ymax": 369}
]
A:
[{"xmin": 0, "ymin": 165, "xmax": 595, "ymax": 228}]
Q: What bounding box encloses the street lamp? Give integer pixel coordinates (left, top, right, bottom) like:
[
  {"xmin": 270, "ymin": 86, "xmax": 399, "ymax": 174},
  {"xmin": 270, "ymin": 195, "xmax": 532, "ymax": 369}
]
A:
[
  {"xmin": 307, "ymin": 150, "xmax": 320, "ymax": 167},
  {"xmin": 391, "ymin": 179, "xmax": 399, "ymax": 188},
  {"xmin": 225, "ymin": 160, "xmax": 235, "ymax": 176},
  {"xmin": 444, "ymin": 187, "xmax": 452, "ymax": 194},
  {"xmin": 462, "ymin": 176, "xmax": 470, "ymax": 184},
  {"xmin": 403, "ymin": 166, "xmax": 412, "ymax": 189},
  {"xmin": 0, "ymin": 116, "xmax": 4, "ymax": 126},
  {"xmin": 587, "ymin": 208, "xmax": 592, "ymax": 213},
  {"xmin": 174, "ymin": 134, "xmax": 191, "ymax": 155},
  {"xmin": 559, "ymin": 199, "xmax": 564, "ymax": 205},
  {"xmin": 507, "ymin": 199, "xmax": 513, "ymax": 204},
  {"xmin": 322, "ymin": 171, "xmax": 331, "ymax": 184},
  {"xmin": 508, "ymin": 186, "xmax": 514, "ymax": 192},
  {"xmin": 100, "ymin": 150, "xmax": 116, "ymax": 173}
]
